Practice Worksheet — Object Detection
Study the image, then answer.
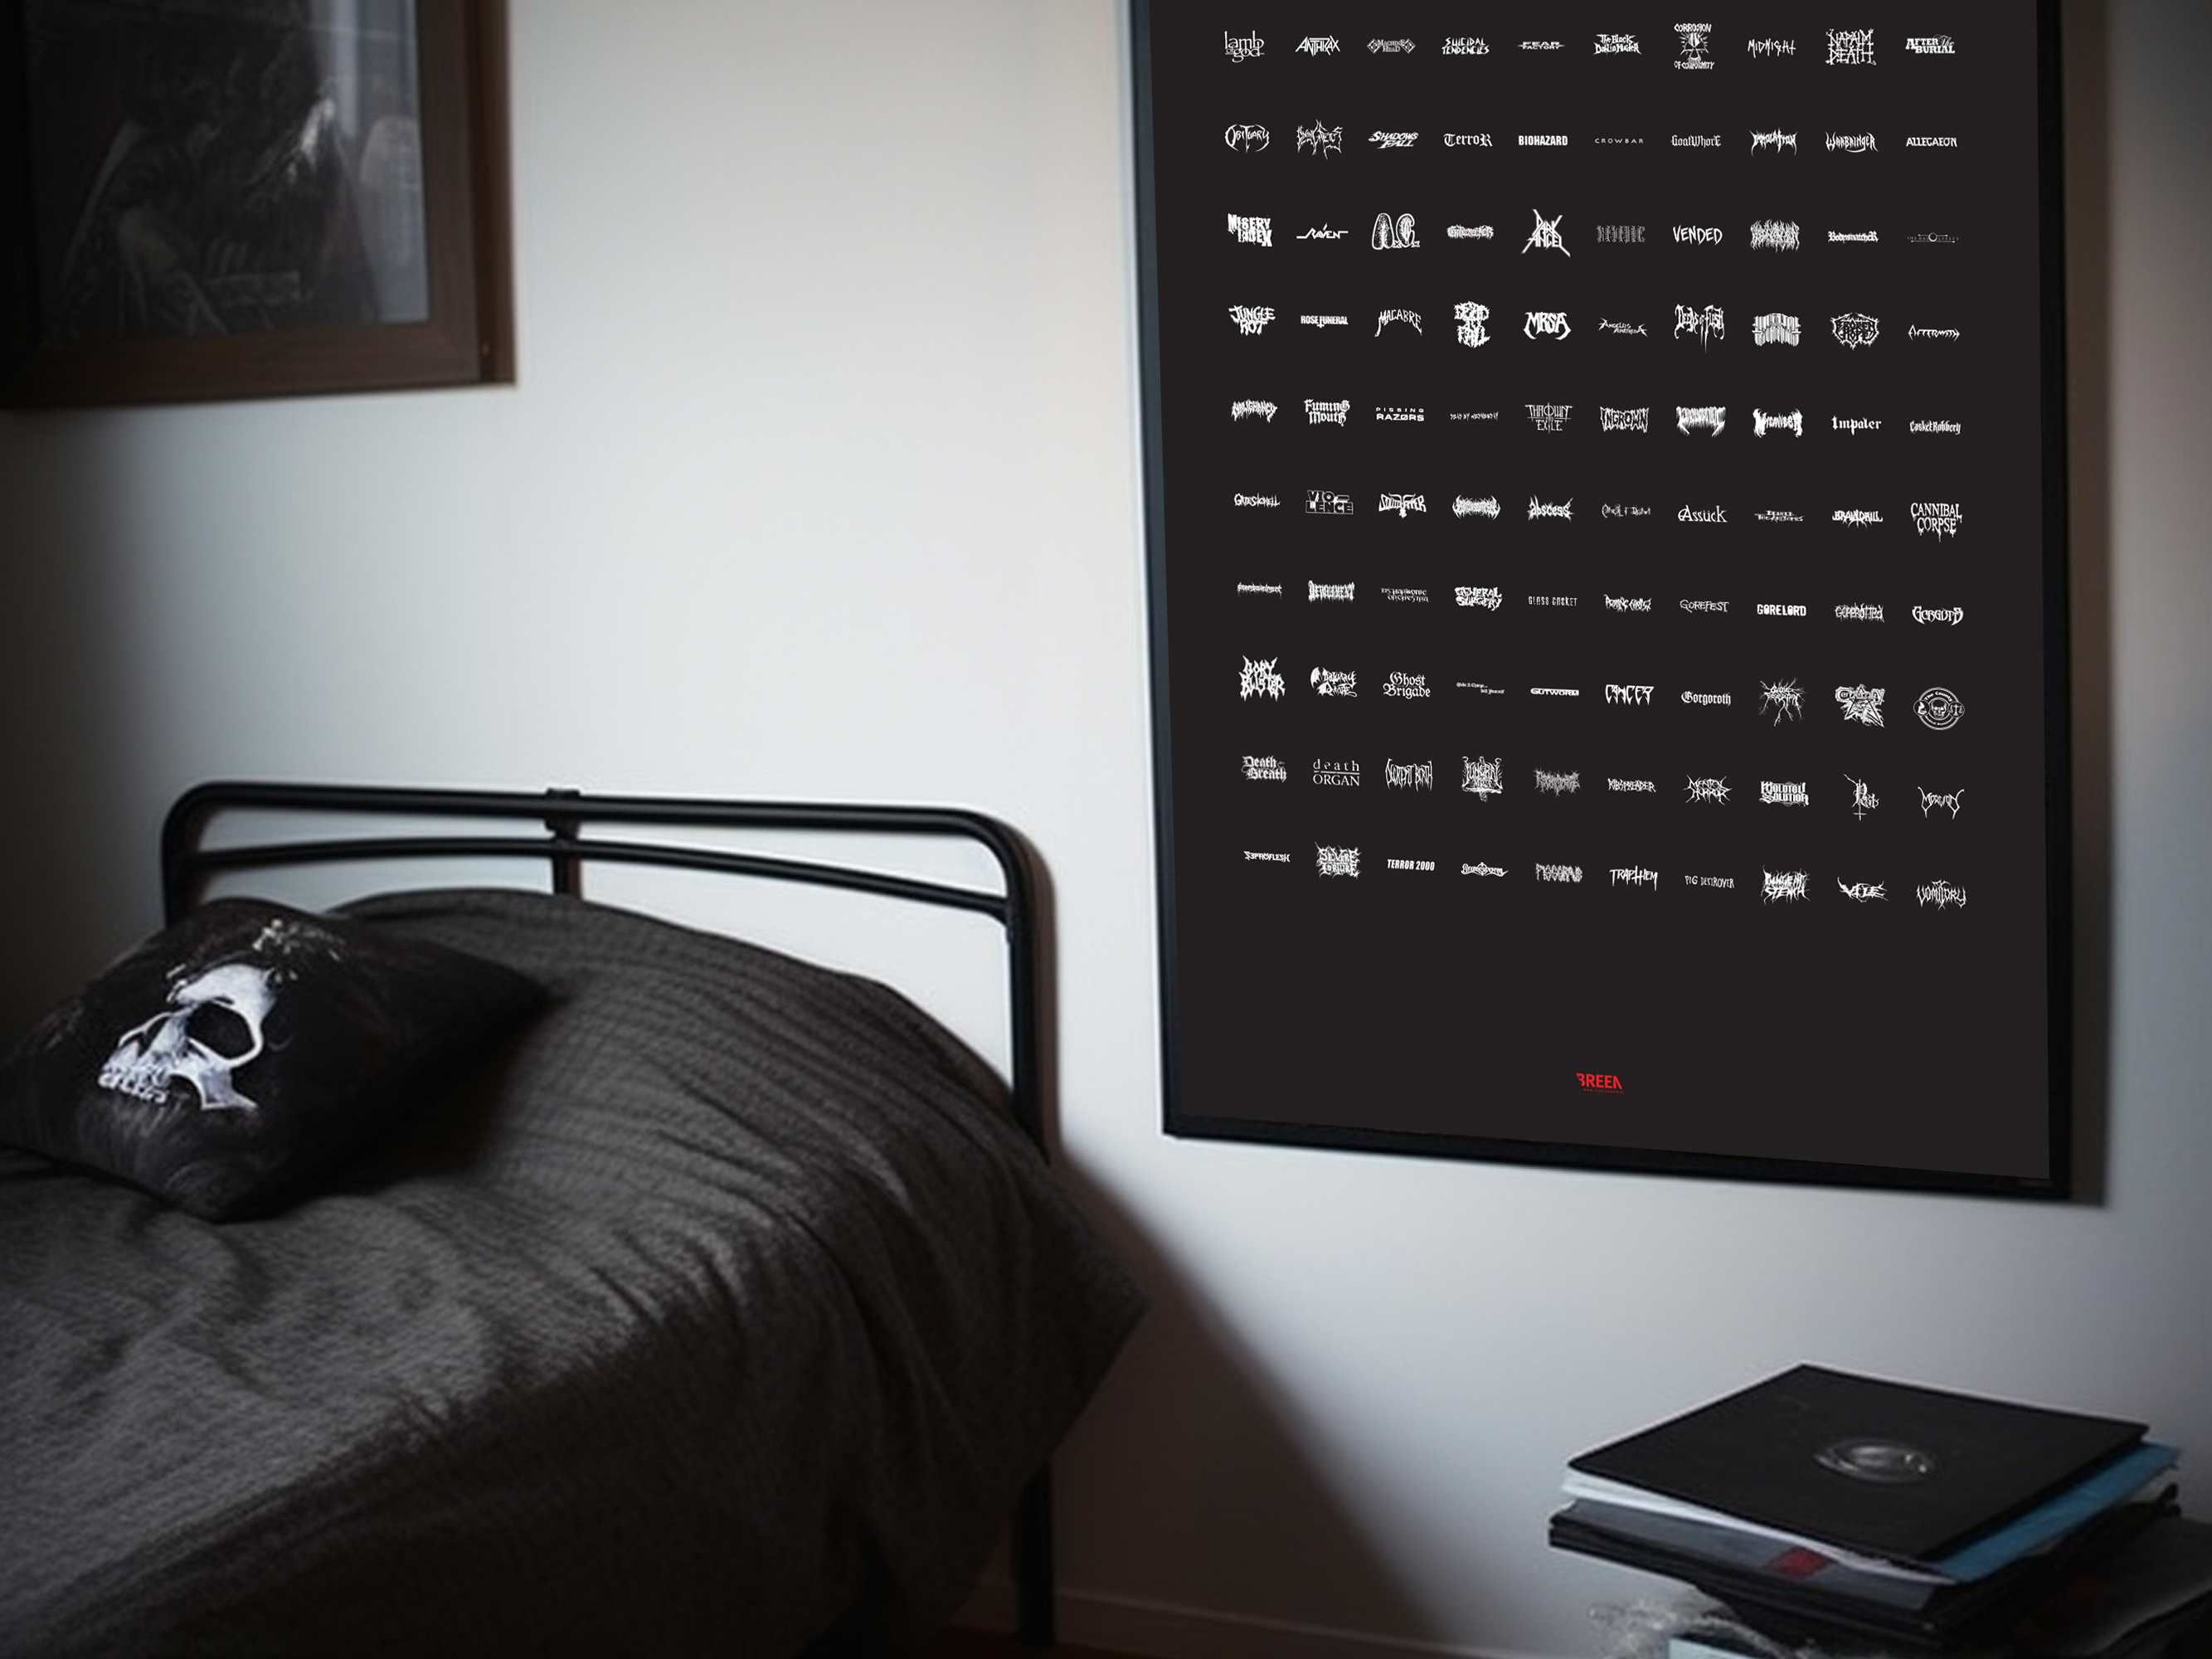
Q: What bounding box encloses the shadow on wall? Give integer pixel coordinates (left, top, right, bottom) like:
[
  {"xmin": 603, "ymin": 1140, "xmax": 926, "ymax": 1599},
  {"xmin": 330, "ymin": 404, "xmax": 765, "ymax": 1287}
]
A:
[
  {"xmin": 1044, "ymin": 1170, "xmax": 1451, "ymax": 1649},
  {"xmin": 0, "ymin": 415, "xmax": 155, "ymax": 1034},
  {"xmin": 1014, "ymin": 856, "xmax": 1445, "ymax": 1648}
]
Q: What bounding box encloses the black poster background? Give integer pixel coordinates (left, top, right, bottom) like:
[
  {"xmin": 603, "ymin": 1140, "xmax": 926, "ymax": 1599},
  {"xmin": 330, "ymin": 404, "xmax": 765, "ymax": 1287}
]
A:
[{"xmin": 1135, "ymin": 4, "xmax": 2069, "ymax": 1192}]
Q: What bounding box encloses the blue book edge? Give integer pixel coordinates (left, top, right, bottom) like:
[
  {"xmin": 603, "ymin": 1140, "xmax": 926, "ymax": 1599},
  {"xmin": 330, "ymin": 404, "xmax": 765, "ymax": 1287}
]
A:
[{"xmin": 1930, "ymin": 1442, "xmax": 2181, "ymax": 1581}]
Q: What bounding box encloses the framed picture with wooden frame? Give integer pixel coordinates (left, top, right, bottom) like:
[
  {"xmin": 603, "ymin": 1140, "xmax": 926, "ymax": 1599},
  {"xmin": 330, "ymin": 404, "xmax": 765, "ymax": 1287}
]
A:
[
  {"xmin": 0, "ymin": 0, "xmax": 511, "ymax": 406},
  {"xmin": 1131, "ymin": 3, "xmax": 2073, "ymax": 1195}
]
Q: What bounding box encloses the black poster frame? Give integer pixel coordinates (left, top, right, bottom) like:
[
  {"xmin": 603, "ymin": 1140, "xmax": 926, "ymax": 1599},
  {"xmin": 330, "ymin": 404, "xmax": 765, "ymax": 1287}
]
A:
[{"xmin": 1134, "ymin": 4, "xmax": 2071, "ymax": 1196}]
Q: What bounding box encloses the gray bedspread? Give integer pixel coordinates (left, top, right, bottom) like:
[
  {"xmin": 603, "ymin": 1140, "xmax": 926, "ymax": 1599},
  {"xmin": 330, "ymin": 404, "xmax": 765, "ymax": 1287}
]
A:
[{"xmin": 0, "ymin": 888, "xmax": 1142, "ymax": 1657}]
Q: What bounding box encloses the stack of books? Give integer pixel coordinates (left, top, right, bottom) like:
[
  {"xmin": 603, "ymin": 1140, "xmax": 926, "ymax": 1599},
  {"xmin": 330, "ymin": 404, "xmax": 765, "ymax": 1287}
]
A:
[{"xmin": 1550, "ymin": 1365, "xmax": 2185, "ymax": 1651}]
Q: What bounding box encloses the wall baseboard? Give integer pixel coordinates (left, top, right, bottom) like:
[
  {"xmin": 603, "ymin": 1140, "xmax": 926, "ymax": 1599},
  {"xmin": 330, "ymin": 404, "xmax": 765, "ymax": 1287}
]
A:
[{"xmin": 955, "ymin": 1578, "xmax": 1558, "ymax": 1659}]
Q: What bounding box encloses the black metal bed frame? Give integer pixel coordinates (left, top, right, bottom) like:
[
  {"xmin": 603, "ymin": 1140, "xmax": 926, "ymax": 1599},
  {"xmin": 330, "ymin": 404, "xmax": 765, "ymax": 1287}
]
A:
[{"xmin": 160, "ymin": 780, "xmax": 1061, "ymax": 1650}]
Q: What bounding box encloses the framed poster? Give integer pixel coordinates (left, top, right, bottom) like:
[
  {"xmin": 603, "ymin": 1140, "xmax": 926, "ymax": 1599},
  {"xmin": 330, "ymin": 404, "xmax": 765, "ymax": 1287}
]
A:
[
  {"xmin": 1133, "ymin": 4, "xmax": 2071, "ymax": 1194},
  {"xmin": 0, "ymin": 0, "xmax": 511, "ymax": 406}
]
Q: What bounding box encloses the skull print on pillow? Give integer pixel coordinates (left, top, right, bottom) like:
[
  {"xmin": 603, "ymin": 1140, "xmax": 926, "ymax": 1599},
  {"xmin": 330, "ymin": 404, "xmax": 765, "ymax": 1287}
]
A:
[
  {"xmin": 98, "ymin": 958, "xmax": 280, "ymax": 1113},
  {"xmin": 0, "ymin": 898, "xmax": 543, "ymax": 1219}
]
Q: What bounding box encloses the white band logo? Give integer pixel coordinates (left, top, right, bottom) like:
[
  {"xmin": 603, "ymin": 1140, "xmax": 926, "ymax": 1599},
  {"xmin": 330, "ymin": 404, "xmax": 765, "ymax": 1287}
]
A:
[
  {"xmin": 1522, "ymin": 210, "xmax": 1570, "ymax": 256},
  {"xmin": 1827, "ymin": 28, "xmax": 1876, "ymax": 66},
  {"xmin": 1835, "ymin": 684, "xmax": 1887, "ymax": 727},
  {"xmin": 1913, "ymin": 503, "xmax": 1963, "ymax": 538},
  {"xmin": 1833, "ymin": 313, "xmax": 1881, "ymax": 348},
  {"xmin": 1675, "ymin": 304, "xmax": 1724, "ymax": 347},
  {"xmin": 1372, "ymin": 213, "xmax": 1420, "ymax": 250},
  {"xmin": 1239, "ymin": 657, "xmax": 1285, "ymax": 700},
  {"xmin": 1915, "ymin": 687, "xmax": 1964, "ymax": 731},
  {"xmin": 1920, "ymin": 787, "xmax": 1965, "ymax": 820},
  {"xmin": 1296, "ymin": 123, "xmax": 1343, "ymax": 158},
  {"xmin": 1763, "ymin": 869, "xmax": 1811, "ymax": 903}
]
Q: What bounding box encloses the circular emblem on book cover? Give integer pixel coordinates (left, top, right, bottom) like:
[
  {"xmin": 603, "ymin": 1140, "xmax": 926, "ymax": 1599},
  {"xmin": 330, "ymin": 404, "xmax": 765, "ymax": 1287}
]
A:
[{"xmin": 1816, "ymin": 1438, "xmax": 1937, "ymax": 1483}]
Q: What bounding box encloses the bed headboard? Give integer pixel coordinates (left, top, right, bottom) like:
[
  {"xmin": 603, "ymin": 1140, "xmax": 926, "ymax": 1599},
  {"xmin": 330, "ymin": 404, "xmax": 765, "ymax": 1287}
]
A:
[
  {"xmin": 163, "ymin": 781, "xmax": 1044, "ymax": 1148},
  {"xmin": 160, "ymin": 779, "xmax": 1060, "ymax": 1646}
]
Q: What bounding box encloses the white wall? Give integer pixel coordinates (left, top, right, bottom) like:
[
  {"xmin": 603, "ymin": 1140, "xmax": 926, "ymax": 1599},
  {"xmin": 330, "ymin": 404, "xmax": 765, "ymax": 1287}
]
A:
[{"xmin": 2, "ymin": 5, "xmax": 2206, "ymax": 1657}]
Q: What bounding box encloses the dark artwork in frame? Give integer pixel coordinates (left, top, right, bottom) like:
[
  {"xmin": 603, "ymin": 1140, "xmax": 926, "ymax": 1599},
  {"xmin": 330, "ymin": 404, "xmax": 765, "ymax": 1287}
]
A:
[
  {"xmin": 1133, "ymin": 4, "xmax": 2073, "ymax": 1194},
  {"xmin": 0, "ymin": 0, "xmax": 511, "ymax": 404}
]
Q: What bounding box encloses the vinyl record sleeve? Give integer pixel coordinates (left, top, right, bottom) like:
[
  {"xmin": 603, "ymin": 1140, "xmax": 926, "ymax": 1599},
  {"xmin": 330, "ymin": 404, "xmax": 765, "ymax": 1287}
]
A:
[{"xmin": 1568, "ymin": 1366, "xmax": 2146, "ymax": 1563}]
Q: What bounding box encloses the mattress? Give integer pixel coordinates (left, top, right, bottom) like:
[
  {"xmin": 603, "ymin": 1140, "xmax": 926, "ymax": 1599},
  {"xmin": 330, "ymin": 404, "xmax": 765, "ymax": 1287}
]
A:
[{"xmin": 0, "ymin": 887, "xmax": 1142, "ymax": 1657}]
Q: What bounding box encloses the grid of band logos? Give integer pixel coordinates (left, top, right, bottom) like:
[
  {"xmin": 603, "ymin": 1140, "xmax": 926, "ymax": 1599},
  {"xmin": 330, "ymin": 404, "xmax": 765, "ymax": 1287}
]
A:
[{"xmin": 1204, "ymin": 22, "xmax": 1988, "ymax": 910}]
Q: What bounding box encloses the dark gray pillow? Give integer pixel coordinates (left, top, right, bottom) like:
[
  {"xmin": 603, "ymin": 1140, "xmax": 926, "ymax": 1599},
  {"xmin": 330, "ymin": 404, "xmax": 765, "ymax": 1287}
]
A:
[{"xmin": 0, "ymin": 898, "xmax": 544, "ymax": 1220}]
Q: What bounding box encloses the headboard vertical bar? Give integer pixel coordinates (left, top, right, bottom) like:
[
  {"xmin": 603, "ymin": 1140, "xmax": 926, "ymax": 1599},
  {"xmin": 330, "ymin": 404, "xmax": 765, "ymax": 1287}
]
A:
[{"xmin": 542, "ymin": 788, "xmax": 585, "ymax": 898}]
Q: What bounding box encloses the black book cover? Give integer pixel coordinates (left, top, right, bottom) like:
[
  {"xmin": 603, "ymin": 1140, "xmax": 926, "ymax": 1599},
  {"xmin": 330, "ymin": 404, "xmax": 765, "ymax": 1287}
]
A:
[{"xmin": 1569, "ymin": 1366, "xmax": 2146, "ymax": 1562}]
